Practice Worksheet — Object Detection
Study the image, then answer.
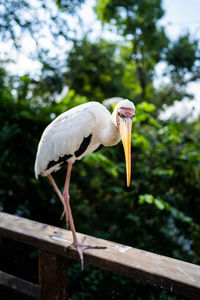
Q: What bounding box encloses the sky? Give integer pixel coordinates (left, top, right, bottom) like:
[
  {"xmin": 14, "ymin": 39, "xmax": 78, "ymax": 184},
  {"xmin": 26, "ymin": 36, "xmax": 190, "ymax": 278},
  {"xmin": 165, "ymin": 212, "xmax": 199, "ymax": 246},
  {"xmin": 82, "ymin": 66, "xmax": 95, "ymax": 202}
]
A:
[
  {"xmin": 157, "ymin": 0, "xmax": 200, "ymax": 120},
  {"xmin": 1, "ymin": 0, "xmax": 200, "ymax": 119},
  {"xmin": 161, "ymin": 0, "xmax": 200, "ymax": 39}
]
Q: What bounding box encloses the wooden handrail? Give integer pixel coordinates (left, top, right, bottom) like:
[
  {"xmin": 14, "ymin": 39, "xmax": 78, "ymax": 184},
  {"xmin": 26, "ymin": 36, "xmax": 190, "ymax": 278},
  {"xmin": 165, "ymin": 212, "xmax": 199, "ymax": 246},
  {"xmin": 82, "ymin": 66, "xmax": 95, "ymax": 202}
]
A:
[
  {"xmin": 0, "ymin": 212, "xmax": 200, "ymax": 299},
  {"xmin": 0, "ymin": 271, "xmax": 39, "ymax": 299}
]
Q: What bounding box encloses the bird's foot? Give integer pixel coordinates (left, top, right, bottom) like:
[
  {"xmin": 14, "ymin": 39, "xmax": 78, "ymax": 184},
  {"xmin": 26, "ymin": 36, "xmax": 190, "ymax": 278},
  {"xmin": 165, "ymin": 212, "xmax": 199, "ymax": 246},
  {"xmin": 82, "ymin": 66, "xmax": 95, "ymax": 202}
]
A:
[{"xmin": 66, "ymin": 236, "xmax": 107, "ymax": 270}]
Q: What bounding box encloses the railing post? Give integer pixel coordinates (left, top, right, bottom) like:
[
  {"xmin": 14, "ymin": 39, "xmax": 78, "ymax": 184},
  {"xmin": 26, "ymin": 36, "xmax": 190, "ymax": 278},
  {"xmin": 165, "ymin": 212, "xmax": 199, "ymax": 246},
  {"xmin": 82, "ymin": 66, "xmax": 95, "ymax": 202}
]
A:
[{"xmin": 38, "ymin": 249, "xmax": 68, "ymax": 300}]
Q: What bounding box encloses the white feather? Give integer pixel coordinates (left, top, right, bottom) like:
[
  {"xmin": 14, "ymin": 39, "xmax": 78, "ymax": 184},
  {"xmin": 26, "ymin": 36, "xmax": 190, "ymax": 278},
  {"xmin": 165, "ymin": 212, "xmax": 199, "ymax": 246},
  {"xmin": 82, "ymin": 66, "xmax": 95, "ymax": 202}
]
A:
[
  {"xmin": 35, "ymin": 102, "xmax": 107, "ymax": 177},
  {"xmin": 34, "ymin": 100, "xmax": 135, "ymax": 178}
]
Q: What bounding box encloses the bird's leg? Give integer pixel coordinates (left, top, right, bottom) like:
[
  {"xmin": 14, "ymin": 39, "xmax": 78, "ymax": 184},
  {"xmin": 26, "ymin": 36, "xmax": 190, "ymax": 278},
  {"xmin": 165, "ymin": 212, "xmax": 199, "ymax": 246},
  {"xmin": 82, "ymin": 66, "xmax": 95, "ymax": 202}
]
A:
[
  {"xmin": 48, "ymin": 173, "xmax": 79, "ymax": 244},
  {"xmin": 63, "ymin": 163, "xmax": 107, "ymax": 270},
  {"xmin": 62, "ymin": 163, "xmax": 79, "ymax": 245},
  {"xmin": 48, "ymin": 174, "xmax": 69, "ymax": 224},
  {"xmin": 60, "ymin": 202, "xmax": 69, "ymax": 229},
  {"xmin": 48, "ymin": 168, "xmax": 106, "ymax": 270},
  {"xmin": 61, "ymin": 163, "xmax": 73, "ymax": 228},
  {"xmin": 60, "ymin": 202, "xmax": 69, "ymax": 227},
  {"xmin": 48, "ymin": 171, "xmax": 80, "ymax": 244}
]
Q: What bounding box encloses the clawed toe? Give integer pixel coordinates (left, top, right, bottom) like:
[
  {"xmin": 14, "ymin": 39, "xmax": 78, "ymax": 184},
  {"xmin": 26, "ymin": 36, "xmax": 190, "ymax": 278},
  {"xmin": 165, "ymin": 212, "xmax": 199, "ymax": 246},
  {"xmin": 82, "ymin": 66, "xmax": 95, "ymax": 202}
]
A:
[{"xmin": 66, "ymin": 237, "xmax": 107, "ymax": 270}]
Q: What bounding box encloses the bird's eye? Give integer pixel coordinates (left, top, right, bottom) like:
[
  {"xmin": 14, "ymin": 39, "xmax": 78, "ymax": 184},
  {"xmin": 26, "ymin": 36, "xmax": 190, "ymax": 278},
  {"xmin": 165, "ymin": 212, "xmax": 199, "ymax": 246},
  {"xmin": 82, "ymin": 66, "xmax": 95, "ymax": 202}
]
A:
[{"xmin": 118, "ymin": 108, "xmax": 135, "ymax": 119}]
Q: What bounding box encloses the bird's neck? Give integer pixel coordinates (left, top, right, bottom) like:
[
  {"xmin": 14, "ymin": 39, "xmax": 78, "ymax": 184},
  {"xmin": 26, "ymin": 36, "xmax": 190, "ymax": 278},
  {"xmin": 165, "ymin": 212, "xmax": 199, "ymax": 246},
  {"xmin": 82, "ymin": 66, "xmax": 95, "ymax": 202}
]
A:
[{"xmin": 100, "ymin": 119, "xmax": 121, "ymax": 147}]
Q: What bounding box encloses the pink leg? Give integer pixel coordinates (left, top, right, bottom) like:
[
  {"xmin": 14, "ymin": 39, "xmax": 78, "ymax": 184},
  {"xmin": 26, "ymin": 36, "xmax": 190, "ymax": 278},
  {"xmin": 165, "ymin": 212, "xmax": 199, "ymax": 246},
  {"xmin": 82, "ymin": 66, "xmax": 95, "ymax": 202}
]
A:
[
  {"xmin": 48, "ymin": 174, "xmax": 67, "ymax": 219},
  {"xmin": 61, "ymin": 163, "xmax": 73, "ymax": 228},
  {"xmin": 48, "ymin": 168, "xmax": 106, "ymax": 270},
  {"xmin": 61, "ymin": 163, "xmax": 79, "ymax": 245},
  {"xmin": 48, "ymin": 173, "xmax": 78, "ymax": 244}
]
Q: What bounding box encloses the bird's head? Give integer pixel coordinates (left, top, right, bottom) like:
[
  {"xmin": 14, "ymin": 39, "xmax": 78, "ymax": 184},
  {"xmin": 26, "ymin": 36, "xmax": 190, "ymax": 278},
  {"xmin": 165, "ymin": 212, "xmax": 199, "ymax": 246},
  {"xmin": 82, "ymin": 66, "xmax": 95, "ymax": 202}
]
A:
[{"xmin": 112, "ymin": 99, "xmax": 135, "ymax": 187}]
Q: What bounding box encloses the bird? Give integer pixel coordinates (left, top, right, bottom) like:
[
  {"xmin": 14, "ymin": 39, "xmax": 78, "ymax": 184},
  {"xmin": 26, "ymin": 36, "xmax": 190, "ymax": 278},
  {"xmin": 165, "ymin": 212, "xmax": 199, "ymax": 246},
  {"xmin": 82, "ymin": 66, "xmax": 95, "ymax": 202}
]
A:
[{"xmin": 34, "ymin": 99, "xmax": 135, "ymax": 269}]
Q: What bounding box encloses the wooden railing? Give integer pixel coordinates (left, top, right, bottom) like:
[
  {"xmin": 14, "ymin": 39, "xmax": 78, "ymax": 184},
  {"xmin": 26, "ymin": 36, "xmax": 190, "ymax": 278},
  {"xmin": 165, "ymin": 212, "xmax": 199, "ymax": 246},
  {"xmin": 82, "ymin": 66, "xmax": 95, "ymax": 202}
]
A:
[{"xmin": 0, "ymin": 212, "xmax": 200, "ymax": 299}]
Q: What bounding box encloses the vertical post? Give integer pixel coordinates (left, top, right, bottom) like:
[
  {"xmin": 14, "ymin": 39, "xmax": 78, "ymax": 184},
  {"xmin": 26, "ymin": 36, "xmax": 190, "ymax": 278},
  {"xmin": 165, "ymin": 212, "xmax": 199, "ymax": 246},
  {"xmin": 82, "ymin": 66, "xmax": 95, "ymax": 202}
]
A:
[{"xmin": 38, "ymin": 249, "xmax": 68, "ymax": 300}]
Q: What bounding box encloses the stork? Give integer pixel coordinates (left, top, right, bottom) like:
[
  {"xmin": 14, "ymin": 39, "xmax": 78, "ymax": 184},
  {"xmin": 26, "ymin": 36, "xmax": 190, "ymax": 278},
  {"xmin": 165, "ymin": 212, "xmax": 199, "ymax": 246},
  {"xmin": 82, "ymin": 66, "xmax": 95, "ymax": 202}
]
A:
[{"xmin": 35, "ymin": 99, "xmax": 135, "ymax": 269}]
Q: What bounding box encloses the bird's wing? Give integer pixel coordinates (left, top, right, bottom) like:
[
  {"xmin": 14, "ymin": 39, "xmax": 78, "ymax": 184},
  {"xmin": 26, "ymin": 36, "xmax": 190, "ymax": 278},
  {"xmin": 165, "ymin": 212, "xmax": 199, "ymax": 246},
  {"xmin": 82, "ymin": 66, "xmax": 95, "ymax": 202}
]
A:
[
  {"xmin": 35, "ymin": 102, "xmax": 107, "ymax": 177},
  {"xmin": 103, "ymin": 97, "xmax": 125, "ymax": 108}
]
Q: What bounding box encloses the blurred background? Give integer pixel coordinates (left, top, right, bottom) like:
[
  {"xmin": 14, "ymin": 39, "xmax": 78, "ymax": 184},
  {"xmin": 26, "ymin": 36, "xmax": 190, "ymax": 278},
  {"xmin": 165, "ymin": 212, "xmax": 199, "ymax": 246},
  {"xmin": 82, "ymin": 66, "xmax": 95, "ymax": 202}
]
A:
[{"xmin": 0, "ymin": 0, "xmax": 200, "ymax": 299}]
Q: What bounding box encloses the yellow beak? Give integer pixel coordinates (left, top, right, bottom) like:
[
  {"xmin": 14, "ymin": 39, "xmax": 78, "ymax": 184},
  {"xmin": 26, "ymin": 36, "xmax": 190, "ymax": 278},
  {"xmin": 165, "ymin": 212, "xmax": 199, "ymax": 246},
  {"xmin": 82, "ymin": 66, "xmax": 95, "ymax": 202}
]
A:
[{"xmin": 119, "ymin": 117, "xmax": 132, "ymax": 187}]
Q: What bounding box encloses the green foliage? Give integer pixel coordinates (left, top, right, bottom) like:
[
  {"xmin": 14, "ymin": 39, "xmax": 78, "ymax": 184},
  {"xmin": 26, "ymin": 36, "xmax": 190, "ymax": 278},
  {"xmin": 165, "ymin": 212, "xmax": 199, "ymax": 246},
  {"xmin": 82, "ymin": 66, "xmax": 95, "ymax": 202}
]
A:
[
  {"xmin": 157, "ymin": 33, "xmax": 200, "ymax": 105},
  {"xmin": 0, "ymin": 0, "xmax": 84, "ymax": 48},
  {"xmin": 152, "ymin": 84, "xmax": 192, "ymax": 109},
  {"xmin": 55, "ymin": 0, "xmax": 85, "ymax": 12},
  {"xmin": 95, "ymin": 0, "xmax": 169, "ymax": 98},
  {"xmin": 83, "ymin": 153, "xmax": 118, "ymax": 177},
  {"xmin": 67, "ymin": 261, "xmax": 184, "ymax": 300},
  {"xmin": 167, "ymin": 34, "xmax": 199, "ymax": 75},
  {"xmin": 1, "ymin": 0, "xmax": 200, "ymax": 298},
  {"xmin": 96, "ymin": 0, "xmax": 164, "ymax": 39},
  {"xmin": 1, "ymin": 65, "xmax": 199, "ymax": 298},
  {"xmin": 65, "ymin": 38, "xmax": 130, "ymax": 100}
]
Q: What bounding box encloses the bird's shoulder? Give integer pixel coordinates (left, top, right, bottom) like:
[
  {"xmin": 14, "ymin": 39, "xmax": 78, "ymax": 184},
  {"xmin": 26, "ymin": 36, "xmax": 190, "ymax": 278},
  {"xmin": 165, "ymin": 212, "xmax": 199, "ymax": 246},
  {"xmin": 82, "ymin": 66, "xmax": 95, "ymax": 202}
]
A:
[
  {"xmin": 56, "ymin": 101, "xmax": 109, "ymax": 121},
  {"xmin": 46, "ymin": 102, "xmax": 109, "ymax": 132},
  {"xmin": 39, "ymin": 101, "xmax": 110, "ymax": 145},
  {"xmin": 34, "ymin": 102, "xmax": 111, "ymax": 176}
]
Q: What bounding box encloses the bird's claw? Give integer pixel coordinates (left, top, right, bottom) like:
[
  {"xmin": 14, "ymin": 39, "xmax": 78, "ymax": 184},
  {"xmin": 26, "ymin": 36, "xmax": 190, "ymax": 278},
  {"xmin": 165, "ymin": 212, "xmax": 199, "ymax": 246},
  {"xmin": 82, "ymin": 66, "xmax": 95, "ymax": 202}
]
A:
[{"xmin": 65, "ymin": 237, "xmax": 107, "ymax": 270}]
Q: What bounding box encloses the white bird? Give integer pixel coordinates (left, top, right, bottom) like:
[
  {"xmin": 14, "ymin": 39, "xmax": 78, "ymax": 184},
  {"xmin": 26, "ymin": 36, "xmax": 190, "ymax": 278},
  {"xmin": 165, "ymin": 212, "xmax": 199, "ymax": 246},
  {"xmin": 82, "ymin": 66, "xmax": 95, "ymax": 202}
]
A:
[{"xmin": 35, "ymin": 99, "xmax": 135, "ymax": 269}]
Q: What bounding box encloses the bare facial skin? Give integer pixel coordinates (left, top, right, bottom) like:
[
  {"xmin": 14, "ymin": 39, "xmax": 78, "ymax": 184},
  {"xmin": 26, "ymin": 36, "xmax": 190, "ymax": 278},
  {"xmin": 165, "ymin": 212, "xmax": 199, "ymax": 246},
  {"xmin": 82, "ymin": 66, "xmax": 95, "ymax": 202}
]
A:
[{"xmin": 117, "ymin": 108, "xmax": 135, "ymax": 122}]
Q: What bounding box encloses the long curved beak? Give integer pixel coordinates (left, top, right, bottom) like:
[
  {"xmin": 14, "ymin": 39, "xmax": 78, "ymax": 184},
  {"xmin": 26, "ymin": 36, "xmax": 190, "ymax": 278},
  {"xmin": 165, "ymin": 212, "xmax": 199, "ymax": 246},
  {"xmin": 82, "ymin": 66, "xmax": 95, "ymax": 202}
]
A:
[{"xmin": 119, "ymin": 117, "xmax": 132, "ymax": 187}]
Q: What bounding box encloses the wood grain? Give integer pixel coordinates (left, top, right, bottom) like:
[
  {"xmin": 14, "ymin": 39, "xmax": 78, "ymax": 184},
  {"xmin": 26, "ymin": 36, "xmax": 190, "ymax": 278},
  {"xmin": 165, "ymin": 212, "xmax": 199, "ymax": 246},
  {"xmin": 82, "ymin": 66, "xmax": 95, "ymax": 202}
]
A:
[
  {"xmin": 0, "ymin": 212, "xmax": 200, "ymax": 299},
  {"xmin": 38, "ymin": 250, "xmax": 68, "ymax": 300},
  {"xmin": 0, "ymin": 271, "xmax": 39, "ymax": 299}
]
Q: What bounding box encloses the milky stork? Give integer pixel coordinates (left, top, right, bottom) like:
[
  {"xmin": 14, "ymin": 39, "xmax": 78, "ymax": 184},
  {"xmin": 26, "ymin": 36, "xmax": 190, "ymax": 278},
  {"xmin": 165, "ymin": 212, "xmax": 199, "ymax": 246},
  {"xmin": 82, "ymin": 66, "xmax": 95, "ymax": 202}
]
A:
[{"xmin": 34, "ymin": 99, "xmax": 135, "ymax": 269}]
